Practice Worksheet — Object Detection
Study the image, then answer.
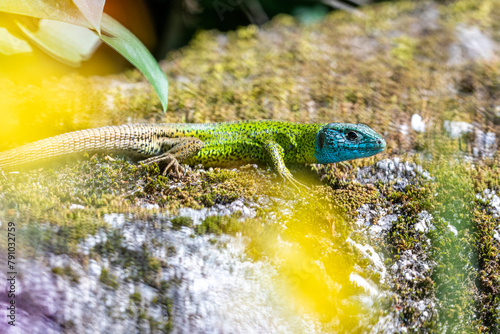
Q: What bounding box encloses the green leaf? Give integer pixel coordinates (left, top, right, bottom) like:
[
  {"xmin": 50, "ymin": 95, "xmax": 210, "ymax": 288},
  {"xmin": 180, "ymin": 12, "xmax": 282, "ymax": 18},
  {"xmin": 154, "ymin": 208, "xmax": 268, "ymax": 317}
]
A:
[{"xmin": 99, "ymin": 13, "xmax": 169, "ymax": 112}]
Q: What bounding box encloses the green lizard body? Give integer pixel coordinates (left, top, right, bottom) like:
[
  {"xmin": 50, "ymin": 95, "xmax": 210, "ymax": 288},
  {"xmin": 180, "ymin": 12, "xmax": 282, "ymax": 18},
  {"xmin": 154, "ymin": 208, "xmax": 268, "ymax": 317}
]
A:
[{"xmin": 0, "ymin": 121, "xmax": 386, "ymax": 187}]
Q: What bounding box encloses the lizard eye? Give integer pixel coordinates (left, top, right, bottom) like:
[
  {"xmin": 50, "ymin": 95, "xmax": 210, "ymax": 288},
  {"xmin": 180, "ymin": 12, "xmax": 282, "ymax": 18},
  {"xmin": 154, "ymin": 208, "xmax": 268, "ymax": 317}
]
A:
[{"xmin": 346, "ymin": 131, "xmax": 358, "ymax": 141}]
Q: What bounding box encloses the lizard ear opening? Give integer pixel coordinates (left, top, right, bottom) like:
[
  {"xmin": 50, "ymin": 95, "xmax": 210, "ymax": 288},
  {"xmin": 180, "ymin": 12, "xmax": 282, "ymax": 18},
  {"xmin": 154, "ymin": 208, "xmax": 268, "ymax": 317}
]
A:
[{"xmin": 318, "ymin": 131, "xmax": 325, "ymax": 150}]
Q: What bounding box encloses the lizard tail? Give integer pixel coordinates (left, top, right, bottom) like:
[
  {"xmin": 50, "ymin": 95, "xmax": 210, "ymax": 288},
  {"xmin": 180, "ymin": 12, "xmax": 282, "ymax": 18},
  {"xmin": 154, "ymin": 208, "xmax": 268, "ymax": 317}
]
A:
[{"xmin": 0, "ymin": 125, "xmax": 144, "ymax": 170}]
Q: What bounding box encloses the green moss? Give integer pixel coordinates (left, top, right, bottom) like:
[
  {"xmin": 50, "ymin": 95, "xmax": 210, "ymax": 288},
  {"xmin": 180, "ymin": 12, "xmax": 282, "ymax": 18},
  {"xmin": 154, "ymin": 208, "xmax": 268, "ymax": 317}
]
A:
[
  {"xmin": 170, "ymin": 216, "xmax": 193, "ymax": 230},
  {"xmin": 99, "ymin": 268, "xmax": 119, "ymax": 289},
  {"xmin": 422, "ymin": 151, "xmax": 499, "ymax": 331},
  {"xmin": 195, "ymin": 215, "xmax": 243, "ymax": 235},
  {"xmin": 152, "ymin": 280, "xmax": 175, "ymax": 333},
  {"xmin": 474, "ymin": 208, "xmax": 500, "ymax": 328},
  {"xmin": 390, "ymin": 35, "xmax": 417, "ymax": 65},
  {"xmin": 444, "ymin": 0, "xmax": 498, "ymax": 34},
  {"xmin": 205, "ymin": 169, "xmax": 239, "ymax": 183},
  {"xmin": 92, "ymin": 229, "xmax": 164, "ymax": 287},
  {"xmin": 130, "ymin": 291, "xmax": 142, "ymax": 304},
  {"xmin": 371, "ymin": 167, "xmax": 438, "ymax": 329},
  {"xmin": 51, "ymin": 266, "xmax": 80, "ymax": 283},
  {"xmin": 329, "ymin": 183, "xmax": 379, "ymax": 216}
]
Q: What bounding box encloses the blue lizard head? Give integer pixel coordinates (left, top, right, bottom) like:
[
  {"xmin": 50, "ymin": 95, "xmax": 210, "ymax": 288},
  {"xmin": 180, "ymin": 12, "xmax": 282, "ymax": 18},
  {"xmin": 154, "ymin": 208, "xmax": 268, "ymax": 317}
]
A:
[{"xmin": 314, "ymin": 123, "xmax": 386, "ymax": 164}]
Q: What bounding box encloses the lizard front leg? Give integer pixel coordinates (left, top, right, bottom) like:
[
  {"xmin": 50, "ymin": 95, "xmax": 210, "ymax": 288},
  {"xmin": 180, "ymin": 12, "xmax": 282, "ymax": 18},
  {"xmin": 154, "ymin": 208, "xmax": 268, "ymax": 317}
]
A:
[
  {"xmin": 261, "ymin": 141, "xmax": 308, "ymax": 190},
  {"xmin": 139, "ymin": 137, "xmax": 203, "ymax": 176}
]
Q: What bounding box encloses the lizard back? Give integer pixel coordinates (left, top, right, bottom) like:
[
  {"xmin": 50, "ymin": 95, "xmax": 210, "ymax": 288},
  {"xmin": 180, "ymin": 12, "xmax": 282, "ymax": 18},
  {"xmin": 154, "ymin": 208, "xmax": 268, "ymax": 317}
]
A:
[{"xmin": 0, "ymin": 121, "xmax": 325, "ymax": 170}]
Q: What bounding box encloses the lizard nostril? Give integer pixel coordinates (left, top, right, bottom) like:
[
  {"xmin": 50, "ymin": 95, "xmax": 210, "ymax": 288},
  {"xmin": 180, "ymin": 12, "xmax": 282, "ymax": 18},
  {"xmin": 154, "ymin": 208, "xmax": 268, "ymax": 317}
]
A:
[{"xmin": 377, "ymin": 140, "xmax": 381, "ymax": 145}]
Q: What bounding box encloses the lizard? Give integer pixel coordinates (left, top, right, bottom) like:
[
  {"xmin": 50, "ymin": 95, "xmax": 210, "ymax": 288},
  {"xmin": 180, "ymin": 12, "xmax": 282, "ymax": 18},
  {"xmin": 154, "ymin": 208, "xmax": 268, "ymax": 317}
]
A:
[{"xmin": 0, "ymin": 120, "xmax": 386, "ymax": 188}]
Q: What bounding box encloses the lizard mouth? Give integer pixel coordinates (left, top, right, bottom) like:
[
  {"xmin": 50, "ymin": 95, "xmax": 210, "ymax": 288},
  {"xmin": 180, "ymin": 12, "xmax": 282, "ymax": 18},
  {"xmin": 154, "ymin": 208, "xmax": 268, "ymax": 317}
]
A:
[
  {"xmin": 349, "ymin": 140, "xmax": 385, "ymax": 154},
  {"xmin": 351, "ymin": 144, "xmax": 386, "ymax": 152},
  {"xmin": 368, "ymin": 139, "xmax": 386, "ymax": 151}
]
